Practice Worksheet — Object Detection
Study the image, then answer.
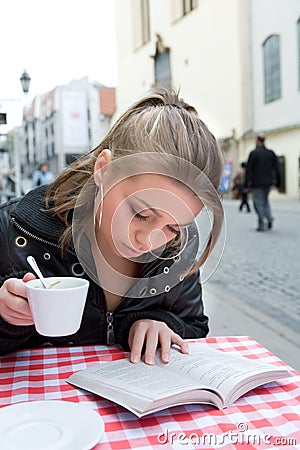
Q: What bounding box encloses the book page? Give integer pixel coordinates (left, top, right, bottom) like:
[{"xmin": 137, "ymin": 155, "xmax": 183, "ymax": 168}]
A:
[
  {"xmin": 162, "ymin": 347, "xmax": 289, "ymax": 403},
  {"xmin": 69, "ymin": 357, "xmax": 200, "ymax": 401},
  {"xmin": 68, "ymin": 347, "xmax": 289, "ymax": 414}
]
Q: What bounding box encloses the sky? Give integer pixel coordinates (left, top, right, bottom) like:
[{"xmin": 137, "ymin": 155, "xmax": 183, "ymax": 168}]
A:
[{"xmin": 0, "ymin": 0, "xmax": 118, "ymax": 133}]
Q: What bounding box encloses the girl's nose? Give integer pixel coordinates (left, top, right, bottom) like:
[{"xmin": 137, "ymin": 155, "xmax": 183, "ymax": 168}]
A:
[
  {"xmin": 134, "ymin": 229, "xmax": 167, "ymax": 253},
  {"xmin": 133, "ymin": 229, "xmax": 152, "ymax": 252}
]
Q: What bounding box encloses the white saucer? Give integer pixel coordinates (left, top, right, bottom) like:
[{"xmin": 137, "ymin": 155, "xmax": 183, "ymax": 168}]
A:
[{"xmin": 0, "ymin": 400, "xmax": 104, "ymax": 450}]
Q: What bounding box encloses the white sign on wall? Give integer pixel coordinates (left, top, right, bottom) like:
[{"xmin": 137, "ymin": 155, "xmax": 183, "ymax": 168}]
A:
[{"xmin": 61, "ymin": 91, "xmax": 89, "ymax": 148}]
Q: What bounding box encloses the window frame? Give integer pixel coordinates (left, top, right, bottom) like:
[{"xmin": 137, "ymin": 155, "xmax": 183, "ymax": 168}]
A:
[
  {"xmin": 263, "ymin": 34, "xmax": 281, "ymax": 103},
  {"xmin": 132, "ymin": 0, "xmax": 150, "ymax": 50},
  {"xmin": 172, "ymin": 0, "xmax": 197, "ymax": 22}
]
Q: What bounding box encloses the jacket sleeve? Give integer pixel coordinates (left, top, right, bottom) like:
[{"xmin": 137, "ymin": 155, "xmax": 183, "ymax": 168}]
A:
[
  {"xmin": 0, "ymin": 317, "xmax": 35, "ymax": 355},
  {"xmin": 0, "ymin": 271, "xmax": 36, "ymax": 355},
  {"xmin": 115, "ymin": 270, "xmax": 208, "ymax": 351},
  {"xmin": 0, "ymin": 202, "xmax": 36, "ymax": 355}
]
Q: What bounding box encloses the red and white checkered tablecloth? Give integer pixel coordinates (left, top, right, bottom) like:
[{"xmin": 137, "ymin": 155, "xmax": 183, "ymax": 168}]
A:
[{"xmin": 0, "ymin": 336, "xmax": 299, "ymax": 449}]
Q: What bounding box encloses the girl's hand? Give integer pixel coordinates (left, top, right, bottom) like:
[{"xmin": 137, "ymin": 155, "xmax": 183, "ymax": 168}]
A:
[
  {"xmin": 128, "ymin": 319, "xmax": 189, "ymax": 365},
  {"xmin": 0, "ymin": 273, "xmax": 36, "ymax": 326}
]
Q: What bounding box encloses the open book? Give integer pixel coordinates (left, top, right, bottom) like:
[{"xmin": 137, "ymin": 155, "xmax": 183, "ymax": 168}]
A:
[{"xmin": 68, "ymin": 346, "xmax": 290, "ymax": 418}]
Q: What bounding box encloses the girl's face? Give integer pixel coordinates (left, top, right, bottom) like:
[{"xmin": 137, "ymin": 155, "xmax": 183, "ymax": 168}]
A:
[{"xmin": 97, "ymin": 173, "xmax": 203, "ymax": 260}]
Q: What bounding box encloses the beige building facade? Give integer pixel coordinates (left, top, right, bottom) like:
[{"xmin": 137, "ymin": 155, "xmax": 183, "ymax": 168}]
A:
[
  {"xmin": 114, "ymin": 0, "xmax": 300, "ymax": 199},
  {"xmin": 240, "ymin": 0, "xmax": 300, "ymax": 199}
]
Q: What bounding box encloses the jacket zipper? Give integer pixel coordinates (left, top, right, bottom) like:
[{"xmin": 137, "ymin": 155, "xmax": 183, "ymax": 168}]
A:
[
  {"xmin": 104, "ymin": 260, "xmax": 166, "ymax": 345},
  {"xmin": 12, "ymin": 217, "xmax": 60, "ymax": 248},
  {"xmin": 106, "ymin": 311, "xmax": 115, "ymax": 344},
  {"xmin": 11, "ymin": 217, "xmax": 76, "ymax": 256}
]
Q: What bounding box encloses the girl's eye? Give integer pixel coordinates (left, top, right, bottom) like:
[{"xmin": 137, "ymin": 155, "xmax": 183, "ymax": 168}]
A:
[
  {"xmin": 130, "ymin": 204, "xmax": 180, "ymax": 236},
  {"xmin": 130, "ymin": 205, "xmax": 149, "ymax": 221},
  {"xmin": 135, "ymin": 212, "xmax": 149, "ymax": 221},
  {"xmin": 167, "ymin": 225, "xmax": 181, "ymax": 237}
]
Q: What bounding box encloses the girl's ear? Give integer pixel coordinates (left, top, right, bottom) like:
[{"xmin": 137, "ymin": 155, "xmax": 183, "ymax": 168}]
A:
[{"xmin": 94, "ymin": 149, "xmax": 112, "ymax": 186}]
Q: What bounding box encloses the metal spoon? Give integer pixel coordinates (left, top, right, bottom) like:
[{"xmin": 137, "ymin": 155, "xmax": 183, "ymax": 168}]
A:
[{"xmin": 26, "ymin": 256, "xmax": 51, "ymax": 289}]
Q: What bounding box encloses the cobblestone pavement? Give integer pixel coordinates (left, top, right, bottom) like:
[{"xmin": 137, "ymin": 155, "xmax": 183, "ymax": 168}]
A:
[
  {"xmin": 207, "ymin": 196, "xmax": 300, "ymax": 334},
  {"xmin": 202, "ymin": 196, "xmax": 300, "ymax": 370}
]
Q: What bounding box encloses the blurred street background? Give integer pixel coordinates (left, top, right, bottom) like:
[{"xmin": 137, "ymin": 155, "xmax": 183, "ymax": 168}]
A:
[{"xmin": 204, "ymin": 195, "xmax": 300, "ymax": 371}]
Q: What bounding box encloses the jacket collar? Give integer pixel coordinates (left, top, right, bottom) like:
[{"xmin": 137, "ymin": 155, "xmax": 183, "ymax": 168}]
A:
[{"xmin": 10, "ymin": 186, "xmax": 66, "ymax": 245}]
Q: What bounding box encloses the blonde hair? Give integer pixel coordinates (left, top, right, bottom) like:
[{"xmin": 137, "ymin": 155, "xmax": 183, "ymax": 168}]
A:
[{"xmin": 46, "ymin": 88, "xmax": 224, "ymax": 271}]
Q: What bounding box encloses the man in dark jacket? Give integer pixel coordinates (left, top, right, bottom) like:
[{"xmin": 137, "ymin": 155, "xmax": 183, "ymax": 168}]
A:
[{"xmin": 246, "ymin": 135, "xmax": 281, "ymax": 231}]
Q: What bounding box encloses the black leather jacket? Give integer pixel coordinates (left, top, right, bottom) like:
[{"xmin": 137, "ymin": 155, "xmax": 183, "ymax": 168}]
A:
[{"xmin": 0, "ymin": 186, "xmax": 208, "ymax": 355}]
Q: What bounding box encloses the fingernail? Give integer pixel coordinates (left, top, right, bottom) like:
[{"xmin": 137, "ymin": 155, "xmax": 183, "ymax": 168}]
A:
[
  {"xmin": 131, "ymin": 354, "xmax": 139, "ymax": 363},
  {"xmin": 163, "ymin": 353, "xmax": 170, "ymax": 363},
  {"xmin": 146, "ymin": 357, "xmax": 155, "ymax": 365}
]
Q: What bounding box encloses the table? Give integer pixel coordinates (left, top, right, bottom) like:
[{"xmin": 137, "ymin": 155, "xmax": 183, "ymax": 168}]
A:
[{"xmin": 1, "ymin": 336, "xmax": 300, "ymax": 449}]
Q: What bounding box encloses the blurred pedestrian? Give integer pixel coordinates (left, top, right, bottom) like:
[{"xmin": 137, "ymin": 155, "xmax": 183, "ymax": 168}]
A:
[
  {"xmin": 233, "ymin": 162, "xmax": 251, "ymax": 212},
  {"xmin": 0, "ymin": 168, "xmax": 15, "ymax": 204},
  {"xmin": 32, "ymin": 163, "xmax": 55, "ymax": 188},
  {"xmin": 246, "ymin": 135, "xmax": 281, "ymax": 231}
]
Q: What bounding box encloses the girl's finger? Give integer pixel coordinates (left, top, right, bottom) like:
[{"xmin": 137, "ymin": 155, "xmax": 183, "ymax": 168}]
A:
[
  {"xmin": 23, "ymin": 273, "xmax": 36, "ymax": 283},
  {"xmin": 171, "ymin": 333, "xmax": 189, "ymax": 354},
  {"xmin": 0, "ymin": 310, "xmax": 34, "ymax": 326},
  {"xmin": 158, "ymin": 329, "xmax": 172, "ymax": 363},
  {"xmin": 5, "ymin": 296, "xmax": 32, "ymax": 317},
  {"xmin": 143, "ymin": 329, "xmax": 159, "ymax": 365},
  {"xmin": 4, "ymin": 278, "xmax": 27, "ymax": 299},
  {"xmin": 129, "ymin": 326, "xmax": 147, "ymax": 363}
]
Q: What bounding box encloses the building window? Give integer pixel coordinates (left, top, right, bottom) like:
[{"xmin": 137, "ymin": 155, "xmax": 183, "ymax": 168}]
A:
[
  {"xmin": 298, "ymin": 18, "xmax": 300, "ymax": 89},
  {"xmin": 183, "ymin": 0, "xmax": 197, "ymax": 15},
  {"xmin": 154, "ymin": 35, "xmax": 171, "ymax": 88},
  {"xmin": 155, "ymin": 49, "xmax": 171, "ymax": 88},
  {"xmin": 132, "ymin": 0, "xmax": 150, "ymax": 49},
  {"xmin": 172, "ymin": 0, "xmax": 197, "ymax": 21},
  {"xmin": 263, "ymin": 34, "xmax": 281, "ymax": 103}
]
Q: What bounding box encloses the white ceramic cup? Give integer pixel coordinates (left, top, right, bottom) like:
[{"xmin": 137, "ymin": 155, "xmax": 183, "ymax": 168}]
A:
[{"xmin": 25, "ymin": 277, "xmax": 89, "ymax": 337}]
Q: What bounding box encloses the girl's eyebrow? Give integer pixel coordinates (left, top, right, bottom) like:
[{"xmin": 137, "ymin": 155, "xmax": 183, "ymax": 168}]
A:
[{"xmin": 134, "ymin": 197, "xmax": 193, "ymax": 228}]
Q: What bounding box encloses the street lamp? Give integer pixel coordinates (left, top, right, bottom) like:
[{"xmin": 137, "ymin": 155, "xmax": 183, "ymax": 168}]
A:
[
  {"xmin": 20, "ymin": 70, "xmax": 31, "ymax": 94},
  {"xmin": 14, "ymin": 70, "xmax": 31, "ymax": 197}
]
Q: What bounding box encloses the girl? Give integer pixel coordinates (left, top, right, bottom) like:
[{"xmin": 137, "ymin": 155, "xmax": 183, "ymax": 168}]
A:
[{"xmin": 0, "ymin": 89, "xmax": 224, "ymax": 364}]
